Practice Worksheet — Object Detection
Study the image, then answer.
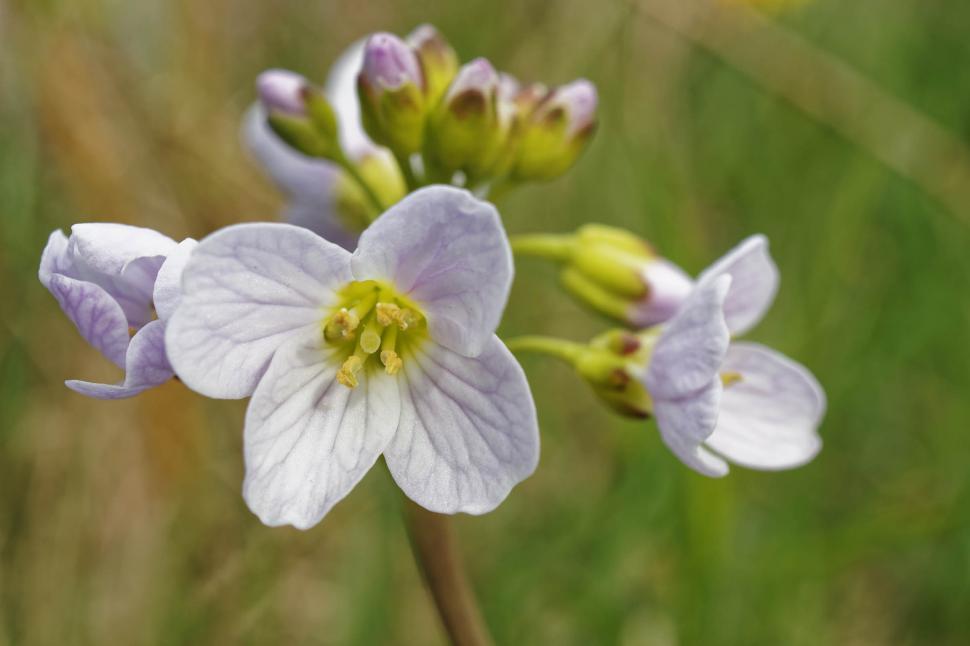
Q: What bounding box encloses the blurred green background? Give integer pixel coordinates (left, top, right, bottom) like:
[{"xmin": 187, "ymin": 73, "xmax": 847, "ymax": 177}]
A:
[{"xmin": 2, "ymin": 0, "xmax": 970, "ymax": 644}]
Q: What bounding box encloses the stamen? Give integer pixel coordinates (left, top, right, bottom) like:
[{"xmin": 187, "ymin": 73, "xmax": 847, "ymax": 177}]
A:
[
  {"xmin": 375, "ymin": 302, "xmax": 401, "ymax": 327},
  {"xmin": 720, "ymin": 371, "xmax": 743, "ymax": 388},
  {"xmin": 381, "ymin": 350, "xmax": 402, "ymax": 375},
  {"xmin": 337, "ymin": 355, "xmax": 364, "ymax": 388},
  {"xmin": 324, "ymin": 308, "xmax": 360, "ymax": 341}
]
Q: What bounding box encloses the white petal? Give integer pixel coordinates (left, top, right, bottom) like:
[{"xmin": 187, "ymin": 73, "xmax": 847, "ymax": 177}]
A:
[
  {"xmin": 654, "ymin": 380, "xmax": 729, "ymax": 477},
  {"xmin": 384, "ymin": 337, "xmax": 539, "ymax": 514},
  {"xmin": 38, "ymin": 229, "xmax": 73, "ymax": 287},
  {"xmin": 165, "ymin": 223, "xmax": 352, "ymax": 399},
  {"xmin": 696, "ymin": 234, "xmax": 778, "ymax": 336},
  {"xmin": 645, "ymin": 275, "xmax": 731, "ymax": 401},
  {"xmin": 152, "ymin": 238, "xmax": 198, "ymax": 322},
  {"xmin": 352, "ymin": 187, "xmax": 513, "ymax": 357},
  {"xmin": 704, "ymin": 342, "xmax": 825, "ymax": 470},
  {"xmin": 66, "ymin": 320, "xmax": 174, "ymax": 399},
  {"xmin": 47, "ymin": 274, "xmax": 130, "ymax": 369},
  {"xmin": 628, "ymin": 258, "xmax": 694, "ymax": 327},
  {"xmin": 325, "ymin": 39, "xmax": 381, "ymax": 159},
  {"xmin": 243, "ymin": 336, "xmax": 399, "ymax": 529},
  {"xmin": 67, "ymin": 223, "xmax": 177, "ymax": 327}
]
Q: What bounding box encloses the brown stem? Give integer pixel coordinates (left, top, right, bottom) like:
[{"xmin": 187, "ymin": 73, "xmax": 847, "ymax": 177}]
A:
[{"xmin": 402, "ymin": 498, "xmax": 495, "ymax": 646}]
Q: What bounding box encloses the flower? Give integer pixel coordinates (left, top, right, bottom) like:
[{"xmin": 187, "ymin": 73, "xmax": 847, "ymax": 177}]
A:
[
  {"xmin": 637, "ymin": 242, "xmax": 824, "ymax": 475},
  {"xmin": 38, "ymin": 223, "xmax": 197, "ymax": 399},
  {"xmin": 244, "ymin": 41, "xmax": 405, "ymax": 250},
  {"xmin": 165, "ymin": 186, "xmax": 540, "ymax": 529}
]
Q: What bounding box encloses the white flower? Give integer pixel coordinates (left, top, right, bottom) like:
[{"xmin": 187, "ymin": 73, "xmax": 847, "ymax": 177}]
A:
[
  {"xmin": 38, "ymin": 223, "xmax": 196, "ymax": 399},
  {"xmin": 640, "ymin": 238, "xmax": 825, "ymax": 476},
  {"xmin": 166, "ymin": 186, "xmax": 539, "ymax": 529}
]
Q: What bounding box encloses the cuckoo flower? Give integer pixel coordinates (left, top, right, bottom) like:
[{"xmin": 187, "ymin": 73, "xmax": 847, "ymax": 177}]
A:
[
  {"xmin": 38, "ymin": 223, "xmax": 197, "ymax": 399},
  {"xmin": 245, "ymin": 41, "xmax": 404, "ymax": 250},
  {"xmin": 166, "ymin": 186, "xmax": 539, "ymax": 529},
  {"xmin": 638, "ymin": 262, "xmax": 824, "ymax": 476}
]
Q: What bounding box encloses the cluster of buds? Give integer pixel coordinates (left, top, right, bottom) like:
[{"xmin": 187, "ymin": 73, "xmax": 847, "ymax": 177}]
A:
[{"xmin": 352, "ymin": 25, "xmax": 599, "ymax": 189}]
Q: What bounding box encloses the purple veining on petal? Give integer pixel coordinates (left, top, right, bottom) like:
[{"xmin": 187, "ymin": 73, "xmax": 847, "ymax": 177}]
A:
[{"xmin": 48, "ymin": 273, "xmax": 130, "ymax": 369}]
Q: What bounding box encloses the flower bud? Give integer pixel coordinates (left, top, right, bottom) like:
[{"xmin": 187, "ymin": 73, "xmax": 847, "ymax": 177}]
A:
[
  {"xmin": 511, "ymin": 79, "xmax": 598, "ymax": 182},
  {"xmin": 576, "ymin": 329, "xmax": 657, "ymax": 419},
  {"xmin": 425, "ymin": 58, "xmax": 509, "ymax": 182},
  {"xmin": 358, "ymin": 32, "xmax": 426, "ymax": 157},
  {"xmin": 258, "ymin": 69, "xmax": 340, "ymax": 160},
  {"xmin": 407, "ymin": 24, "xmax": 459, "ymax": 107}
]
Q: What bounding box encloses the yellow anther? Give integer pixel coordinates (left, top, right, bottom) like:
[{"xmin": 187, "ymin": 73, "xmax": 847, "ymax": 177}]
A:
[
  {"xmin": 396, "ymin": 308, "xmax": 418, "ymax": 330},
  {"xmin": 381, "ymin": 350, "xmax": 403, "ymax": 375},
  {"xmin": 325, "ymin": 308, "xmax": 360, "ymax": 341},
  {"xmin": 720, "ymin": 371, "xmax": 743, "ymax": 388},
  {"xmin": 375, "ymin": 302, "xmax": 401, "ymax": 327},
  {"xmin": 337, "ymin": 355, "xmax": 363, "ymax": 388}
]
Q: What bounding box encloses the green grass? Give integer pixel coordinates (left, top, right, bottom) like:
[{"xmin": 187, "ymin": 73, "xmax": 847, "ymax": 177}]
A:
[{"xmin": 2, "ymin": 0, "xmax": 969, "ymax": 644}]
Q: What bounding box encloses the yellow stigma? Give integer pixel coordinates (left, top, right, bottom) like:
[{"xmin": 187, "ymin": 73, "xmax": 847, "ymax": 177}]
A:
[
  {"xmin": 324, "ymin": 281, "xmax": 427, "ymax": 388},
  {"xmin": 721, "ymin": 371, "xmax": 743, "ymax": 388}
]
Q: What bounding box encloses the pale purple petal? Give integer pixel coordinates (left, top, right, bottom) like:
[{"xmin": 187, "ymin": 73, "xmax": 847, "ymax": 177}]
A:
[
  {"xmin": 695, "ymin": 234, "xmax": 778, "ymax": 336},
  {"xmin": 153, "ymin": 238, "xmax": 198, "ymax": 323},
  {"xmin": 653, "ymin": 380, "xmax": 728, "ymax": 477},
  {"xmin": 384, "ymin": 336, "xmax": 539, "ymax": 514},
  {"xmin": 628, "ymin": 259, "xmax": 694, "ymax": 327},
  {"xmin": 352, "ymin": 186, "xmax": 513, "ymax": 357},
  {"xmin": 48, "ymin": 274, "xmax": 130, "ymax": 369},
  {"xmin": 165, "ymin": 223, "xmax": 352, "ymax": 399},
  {"xmin": 66, "ymin": 320, "xmax": 173, "ymax": 399},
  {"xmin": 645, "ymin": 275, "xmax": 731, "ymax": 401},
  {"xmin": 67, "ymin": 223, "xmax": 177, "ymax": 327},
  {"xmin": 38, "ymin": 229, "xmax": 73, "ymax": 287},
  {"xmin": 705, "ymin": 342, "xmax": 825, "ymax": 470},
  {"xmin": 243, "ymin": 336, "xmax": 399, "ymax": 529}
]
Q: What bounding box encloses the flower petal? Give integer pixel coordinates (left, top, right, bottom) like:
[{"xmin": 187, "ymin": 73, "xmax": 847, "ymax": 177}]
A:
[
  {"xmin": 704, "ymin": 342, "xmax": 825, "ymax": 470},
  {"xmin": 166, "ymin": 223, "xmax": 352, "ymax": 399},
  {"xmin": 653, "ymin": 380, "xmax": 728, "ymax": 477},
  {"xmin": 695, "ymin": 234, "xmax": 778, "ymax": 336},
  {"xmin": 66, "ymin": 319, "xmax": 173, "ymax": 399},
  {"xmin": 645, "ymin": 275, "xmax": 731, "ymax": 401},
  {"xmin": 629, "ymin": 258, "xmax": 694, "ymax": 327},
  {"xmin": 384, "ymin": 336, "xmax": 539, "ymax": 514},
  {"xmin": 352, "ymin": 186, "xmax": 513, "ymax": 357},
  {"xmin": 38, "ymin": 229, "xmax": 74, "ymax": 287},
  {"xmin": 325, "ymin": 39, "xmax": 381, "ymax": 159},
  {"xmin": 152, "ymin": 238, "xmax": 198, "ymax": 323},
  {"xmin": 243, "ymin": 336, "xmax": 399, "ymax": 529},
  {"xmin": 47, "ymin": 274, "xmax": 130, "ymax": 369},
  {"xmin": 68, "ymin": 223, "xmax": 177, "ymax": 327}
]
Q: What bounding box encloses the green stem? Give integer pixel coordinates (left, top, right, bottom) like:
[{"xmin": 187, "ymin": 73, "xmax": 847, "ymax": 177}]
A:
[
  {"xmin": 402, "ymin": 497, "xmax": 495, "ymax": 646},
  {"xmin": 394, "ymin": 151, "xmax": 421, "ymax": 191},
  {"xmin": 503, "ymin": 335, "xmax": 586, "ymax": 365},
  {"xmin": 509, "ymin": 234, "xmax": 577, "ymax": 262}
]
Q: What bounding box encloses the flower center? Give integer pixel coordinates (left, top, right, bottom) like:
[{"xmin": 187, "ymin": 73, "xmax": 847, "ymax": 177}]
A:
[{"xmin": 322, "ymin": 280, "xmax": 427, "ymax": 388}]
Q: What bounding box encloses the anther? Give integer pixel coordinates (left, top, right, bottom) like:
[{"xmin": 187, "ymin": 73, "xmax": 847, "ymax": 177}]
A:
[
  {"xmin": 325, "ymin": 308, "xmax": 360, "ymax": 341},
  {"xmin": 376, "ymin": 302, "xmax": 401, "ymax": 327},
  {"xmin": 337, "ymin": 355, "xmax": 363, "ymax": 388},
  {"xmin": 720, "ymin": 371, "xmax": 743, "ymax": 388},
  {"xmin": 381, "ymin": 350, "xmax": 403, "ymax": 375}
]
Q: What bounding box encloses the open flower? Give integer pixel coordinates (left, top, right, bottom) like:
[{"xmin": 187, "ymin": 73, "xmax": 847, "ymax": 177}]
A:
[
  {"xmin": 166, "ymin": 186, "xmax": 539, "ymax": 529},
  {"xmin": 38, "ymin": 223, "xmax": 196, "ymax": 399},
  {"xmin": 245, "ymin": 41, "xmax": 404, "ymax": 250},
  {"xmin": 639, "ymin": 261, "xmax": 824, "ymax": 476}
]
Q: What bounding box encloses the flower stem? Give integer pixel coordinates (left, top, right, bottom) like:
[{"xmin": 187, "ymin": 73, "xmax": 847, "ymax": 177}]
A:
[
  {"xmin": 402, "ymin": 498, "xmax": 494, "ymax": 646},
  {"xmin": 509, "ymin": 233, "xmax": 576, "ymax": 262},
  {"xmin": 394, "ymin": 151, "xmax": 421, "ymax": 192},
  {"xmin": 503, "ymin": 335, "xmax": 585, "ymax": 365}
]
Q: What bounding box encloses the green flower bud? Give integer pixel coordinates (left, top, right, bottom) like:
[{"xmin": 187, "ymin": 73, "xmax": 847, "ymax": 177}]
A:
[
  {"xmin": 258, "ymin": 70, "xmax": 341, "ymax": 160},
  {"xmin": 357, "ymin": 32, "xmax": 426, "ymax": 157},
  {"xmin": 511, "ymin": 79, "xmax": 598, "ymax": 182},
  {"xmin": 407, "ymin": 24, "xmax": 459, "ymax": 108}
]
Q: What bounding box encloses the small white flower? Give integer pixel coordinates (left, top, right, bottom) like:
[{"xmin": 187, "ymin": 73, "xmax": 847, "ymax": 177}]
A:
[
  {"xmin": 640, "ymin": 239, "xmax": 824, "ymax": 476},
  {"xmin": 38, "ymin": 223, "xmax": 196, "ymax": 399},
  {"xmin": 166, "ymin": 186, "xmax": 539, "ymax": 529}
]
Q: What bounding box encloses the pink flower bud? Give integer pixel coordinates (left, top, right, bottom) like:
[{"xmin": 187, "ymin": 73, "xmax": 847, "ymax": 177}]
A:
[
  {"xmin": 256, "ymin": 69, "xmax": 309, "ymax": 116},
  {"xmin": 361, "ymin": 32, "xmax": 423, "ymax": 91}
]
